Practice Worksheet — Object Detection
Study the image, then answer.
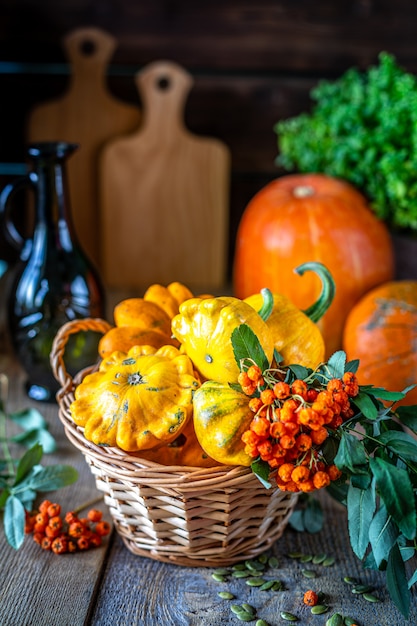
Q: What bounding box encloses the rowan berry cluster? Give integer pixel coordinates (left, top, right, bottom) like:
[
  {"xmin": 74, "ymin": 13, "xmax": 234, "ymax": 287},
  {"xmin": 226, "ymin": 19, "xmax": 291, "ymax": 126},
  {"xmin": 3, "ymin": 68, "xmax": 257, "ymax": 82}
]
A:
[
  {"xmin": 239, "ymin": 363, "xmax": 359, "ymax": 493},
  {"xmin": 24, "ymin": 499, "xmax": 111, "ymax": 554}
]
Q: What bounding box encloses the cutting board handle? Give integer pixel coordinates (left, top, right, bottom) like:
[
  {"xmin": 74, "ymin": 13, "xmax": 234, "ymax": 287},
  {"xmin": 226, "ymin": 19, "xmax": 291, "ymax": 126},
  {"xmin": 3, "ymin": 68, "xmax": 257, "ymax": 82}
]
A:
[
  {"xmin": 63, "ymin": 27, "xmax": 117, "ymax": 85},
  {"xmin": 135, "ymin": 61, "xmax": 193, "ymax": 137}
]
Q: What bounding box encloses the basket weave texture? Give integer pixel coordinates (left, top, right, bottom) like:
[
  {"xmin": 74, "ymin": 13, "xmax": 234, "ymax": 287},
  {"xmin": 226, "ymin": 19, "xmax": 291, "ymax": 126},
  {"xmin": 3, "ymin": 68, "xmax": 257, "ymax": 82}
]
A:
[{"xmin": 51, "ymin": 318, "xmax": 298, "ymax": 567}]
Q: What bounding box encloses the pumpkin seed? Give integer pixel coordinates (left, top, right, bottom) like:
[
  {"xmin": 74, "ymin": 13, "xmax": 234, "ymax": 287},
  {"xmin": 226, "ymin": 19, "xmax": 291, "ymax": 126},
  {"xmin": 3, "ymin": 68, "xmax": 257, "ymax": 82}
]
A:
[
  {"xmin": 322, "ymin": 556, "xmax": 335, "ymax": 566},
  {"xmin": 246, "ymin": 577, "xmax": 266, "ymax": 587},
  {"xmin": 256, "ymin": 620, "xmax": 270, "ymax": 626},
  {"xmin": 230, "ymin": 604, "xmax": 255, "ymax": 622},
  {"xmin": 272, "ymin": 580, "xmax": 285, "ymax": 591},
  {"xmin": 311, "ymin": 605, "xmax": 329, "ymax": 615},
  {"xmin": 241, "ymin": 603, "xmax": 256, "ymax": 615},
  {"xmin": 268, "ymin": 555, "xmax": 279, "ymax": 568},
  {"xmin": 258, "ymin": 553, "xmax": 268, "ymax": 564},
  {"xmin": 344, "ymin": 618, "xmax": 358, "ymax": 626},
  {"xmin": 213, "ymin": 568, "xmax": 230, "ymax": 576},
  {"xmin": 218, "ymin": 591, "xmax": 235, "ymax": 600},
  {"xmin": 211, "ymin": 573, "xmax": 227, "ymax": 582},
  {"xmin": 312, "ymin": 553, "xmax": 327, "ymax": 564},
  {"xmin": 343, "ymin": 576, "xmax": 358, "ymax": 585},
  {"xmin": 299, "ymin": 554, "xmax": 313, "ymax": 563},
  {"xmin": 280, "ymin": 611, "xmax": 298, "ymax": 621},
  {"xmin": 259, "ymin": 580, "xmax": 276, "ymax": 591},
  {"xmin": 232, "ymin": 569, "xmax": 252, "ymax": 578},
  {"xmin": 301, "ymin": 568, "xmax": 317, "ymax": 579},
  {"xmin": 363, "ymin": 592, "xmax": 381, "ymax": 603},
  {"xmin": 325, "ymin": 614, "xmax": 344, "ymax": 626},
  {"xmin": 288, "ymin": 551, "xmax": 304, "ymax": 559},
  {"xmin": 246, "ymin": 559, "xmax": 265, "ymax": 571},
  {"xmin": 233, "ymin": 562, "xmax": 247, "ymax": 571},
  {"xmin": 351, "ymin": 584, "xmax": 374, "ymax": 594}
]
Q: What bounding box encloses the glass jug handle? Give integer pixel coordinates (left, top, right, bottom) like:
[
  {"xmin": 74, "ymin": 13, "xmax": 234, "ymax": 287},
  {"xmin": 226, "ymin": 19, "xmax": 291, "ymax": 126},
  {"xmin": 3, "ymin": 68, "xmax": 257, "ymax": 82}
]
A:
[{"xmin": 0, "ymin": 173, "xmax": 35, "ymax": 254}]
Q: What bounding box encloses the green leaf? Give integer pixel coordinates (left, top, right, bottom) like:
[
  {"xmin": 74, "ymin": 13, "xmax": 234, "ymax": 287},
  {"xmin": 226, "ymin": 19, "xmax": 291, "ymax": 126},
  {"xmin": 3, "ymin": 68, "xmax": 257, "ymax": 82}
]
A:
[
  {"xmin": 408, "ymin": 568, "xmax": 417, "ymax": 589},
  {"xmin": 25, "ymin": 464, "xmax": 78, "ymax": 492},
  {"xmin": 370, "ymin": 457, "xmax": 416, "ymax": 540},
  {"xmin": 325, "ymin": 351, "xmax": 346, "ymax": 378},
  {"xmin": 9, "ymin": 407, "xmax": 47, "ymax": 431},
  {"xmin": 368, "ymin": 505, "xmax": 399, "ymax": 567},
  {"xmin": 363, "ymin": 387, "xmax": 406, "ymax": 402},
  {"xmin": 376, "ymin": 430, "xmax": 417, "ymax": 463},
  {"xmin": 386, "ymin": 543, "xmax": 410, "ymax": 618},
  {"xmin": 396, "ymin": 405, "xmax": 417, "ymax": 435},
  {"xmin": 231, "ymin": 324, "xmax": 269, "ymax": 371},
  {"xmin": 345, "ymin": 358, "xmax": 359, "ymax": 374},
  {"xmin": 250, "ymin": 458, "xmax": 272, "ymax": 489},
  {"xmin": 14, "ymin": 443, "xmax": 43, "ymax": 485},
  {"xmin": 288, "ymin": 364, "xmax": 310, "ymax": 380},
  {"xmin": 4, "ymin": 494, "xmax": 26, "ymax": 550},
  {"xmin": 0, "ymin": 487, "xmax": 10, "ymax": 509},
  {"xmin": 11, "ymin": 428, "xmax": 57, "ymax": 454},
  {"xmin": 347, "ymin": 483, "xmax": 376, "ymax": 559},
  {"xmin": 288, "ymin": 509, "xmax": 305, "ymax": 532},
  {"xmin": 334, "ymin": 432, "xmax": 368, "ymax": 474},
  {"xmin": 351, "ymin": 391, "xmax": 378, "ymax": 420},
  {"xmin": 302, "ymin": 496, "xmax": 324, "ymax": 533}
]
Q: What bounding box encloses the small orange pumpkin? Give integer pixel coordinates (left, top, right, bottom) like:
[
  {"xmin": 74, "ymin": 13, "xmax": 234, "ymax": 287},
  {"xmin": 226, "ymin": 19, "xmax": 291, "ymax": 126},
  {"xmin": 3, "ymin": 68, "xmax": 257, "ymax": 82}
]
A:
[
  {"xmin": 233, "ymin": 173, "xmax": 394, "ymax": 356},
  {"xmin": 343, "ymin": 280, "xmax": 417, "ymax": 406}
]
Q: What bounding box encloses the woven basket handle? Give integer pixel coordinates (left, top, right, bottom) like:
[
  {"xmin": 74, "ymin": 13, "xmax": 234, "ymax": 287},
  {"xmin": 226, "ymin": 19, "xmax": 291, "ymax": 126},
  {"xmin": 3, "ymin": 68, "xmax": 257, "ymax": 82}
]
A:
[{"xmin": 50, "ymin": 318, "xmax": 112, "ymax": 395}]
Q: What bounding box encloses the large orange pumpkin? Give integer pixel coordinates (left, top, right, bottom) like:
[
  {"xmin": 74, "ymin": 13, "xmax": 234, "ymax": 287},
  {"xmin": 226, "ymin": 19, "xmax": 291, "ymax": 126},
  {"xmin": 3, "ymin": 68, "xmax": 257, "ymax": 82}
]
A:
[
  {"xmin": 343, "ymin": 280, "xmax": 417, "ymax": 406},
  {"xmin": 233, "ymin": 173, "xmax": 394, "ymax": 357}
]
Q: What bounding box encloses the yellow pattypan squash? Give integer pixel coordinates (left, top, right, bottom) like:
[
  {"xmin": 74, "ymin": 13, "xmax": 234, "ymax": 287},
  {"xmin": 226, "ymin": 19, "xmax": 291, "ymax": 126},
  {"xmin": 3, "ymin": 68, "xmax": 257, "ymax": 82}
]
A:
[
  {"xmin": 70, "ymin": 344, "xmax": 200, "ymax": 452},
  {"xmin": 171, "ymin": 295, "xmax": 274, "ymax": 384},
  {"xmin": 192, "ymin": 380, "xmax": 253, "ymax": 466}
]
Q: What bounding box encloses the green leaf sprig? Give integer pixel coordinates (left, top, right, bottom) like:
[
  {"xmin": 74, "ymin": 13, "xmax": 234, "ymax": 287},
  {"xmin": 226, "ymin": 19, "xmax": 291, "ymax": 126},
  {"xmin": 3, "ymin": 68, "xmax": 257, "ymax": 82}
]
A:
[
  {"xmin": 231, "ymin": 325, "xmax": 417, "ymax": 618},
  {"xmin": 0, "ymin": 375, "xmax": 78, "ymax": 549},
  {"xmin": 275, "ymin": 52, "xmax": 417, "ymax": 232}
]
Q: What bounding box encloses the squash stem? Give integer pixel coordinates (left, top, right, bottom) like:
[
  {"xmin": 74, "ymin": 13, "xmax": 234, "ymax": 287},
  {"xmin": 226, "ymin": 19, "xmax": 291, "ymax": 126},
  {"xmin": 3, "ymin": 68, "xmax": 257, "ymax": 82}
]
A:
[
  {"xmin": 257, "ymin": 288, "xmax": 274, "ymax": 321},
  {"xmin": 295, "ymin": 262, "xmax": 336, "ymax": 323}
]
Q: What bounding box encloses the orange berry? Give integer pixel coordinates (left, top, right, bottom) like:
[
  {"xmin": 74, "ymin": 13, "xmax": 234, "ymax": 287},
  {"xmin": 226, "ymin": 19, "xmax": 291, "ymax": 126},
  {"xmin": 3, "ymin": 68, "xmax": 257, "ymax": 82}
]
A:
[
  {"xmin": 38, "ymin": 500, "xmax": 53, "ymax": 515},
  {"xmin": 270, "ymin": 421, "xmax": 286, "ymax": 438},
  {"xmin": 327, "ymin": 464, "xmax": 342, "ymax": 481},
  {"xmin": 310, "ymin": 426, "xmax": 329, "ymax": 445},
  {"xmin": 77, "ymin": 536, "xmax": 90, "ymax": 550},
  {"xmin": 291, "ymin": 465, "xmax": 310, "ymax": 484},
  {"xmin": 242, "ymin": 429, "xmax": 261, "ymax": 446},
  {"xmin": 312, "ymin": 470, "xmax": 331, "ymax": 490},
  {"xmin": 41, "ymin": 536, "xmax": 52, "ymax": 550},
  {"xmin": 238, "ymin": 371, "xmax": 251, "ymax": 387},
  {"xmin": 273, "ymin": 381, "xmax": 290, "ymax": 400},
  {"xmin": 45, "ymin": 525, "xmax": 60, "ymax": 539},
  {"xmin": 258, "ymin": 440, "xmax": 274, "ymax": 460},
  {"xmin": 248, "ymin": 397, "xmax": 263, "ymax": 414},
  {"xmin": 36, "ymin": 512, "xmax": 49, "ymax": 526},
  {"xmin": 303, "ymin": 590, "xmax": 319, "ymax": 606},
  {"xmin": 69, "ymin": 521, "xmax": 85, "ymax": 538},
  {"xmin": 33, "ymin": 532, "xmax": 44, "ymax": 545},
  {"xmin": 246, "ymin": 365, "xmax": 263, "ymax": 382},
  {"xmin": 48, "ymin": 515, "xmax": 63, "ymax": 531},
  {"xmin": 296, "ymin": 433, "xmax": 312, "ymax": 452},
  {"xmin": 47, "ymin": 503, "xmax": 61, "ymax": 518},
  {"xmin": 291, "ymin": 379, "xmax": 308, "ymax": 399},
  {"xmin": 260, "ymin": 388, "xmax": 276, "ymax": 405},
  {"xmin": 51, "ymin": 537, "xmax": 68, "ymax": 554},
  {"xmin": 87, "ymin": 509, "xmax": 103, "ymax": 523},
  {"xmin": 95, "ymin": 521, "xmax": 111, "ymax": 536},
  {"xmin": 280, "ymin": 434, "xmax": 296, "ymax": 450},
  {"xmin": 241, "ymin": 383, "xmax": 257, "ymax": 396},
  {"xmin": 297, "ymin": 479, "xmax": 315, "ymax": 492},
  {"xmin": 278, "ymin": 463, "xmax": 295, "ymax": 483},
  {"xmin": 89, "ymin": 533, "xmax": 102, "ymax": 548},
  {"xmin": 327, "ymin": 378, "xmax": 343, "ymax": 393},
  {"xmin": 250, "ymin": 416, "xmax": 270, "ymax": 438}
]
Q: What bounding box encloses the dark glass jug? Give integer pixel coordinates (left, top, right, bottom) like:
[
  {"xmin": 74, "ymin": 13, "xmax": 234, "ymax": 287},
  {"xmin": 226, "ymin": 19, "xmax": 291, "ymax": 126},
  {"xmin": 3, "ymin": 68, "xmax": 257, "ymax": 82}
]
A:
[{"xmin": 0, "ymin": 142, "xmax": 105, "ymax": 401}]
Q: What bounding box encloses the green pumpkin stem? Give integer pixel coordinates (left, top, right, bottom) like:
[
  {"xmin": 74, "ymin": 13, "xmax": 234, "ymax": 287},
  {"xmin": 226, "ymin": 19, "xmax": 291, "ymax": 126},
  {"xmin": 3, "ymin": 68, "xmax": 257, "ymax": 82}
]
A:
[
  {"xmin": 295, "ymin": 262, "xmax": 336, "ymax": 323},
  {"xmin": 257, "ymin": 288, "xmax": 274, "ymax": 321}
]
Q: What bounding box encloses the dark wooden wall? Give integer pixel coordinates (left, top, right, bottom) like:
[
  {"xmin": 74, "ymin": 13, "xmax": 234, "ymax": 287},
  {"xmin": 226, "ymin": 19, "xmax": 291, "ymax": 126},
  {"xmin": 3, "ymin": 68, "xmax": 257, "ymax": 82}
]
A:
[{"xmin": 1, "ymin": 0, "xmax": 417, "ymax": 276}]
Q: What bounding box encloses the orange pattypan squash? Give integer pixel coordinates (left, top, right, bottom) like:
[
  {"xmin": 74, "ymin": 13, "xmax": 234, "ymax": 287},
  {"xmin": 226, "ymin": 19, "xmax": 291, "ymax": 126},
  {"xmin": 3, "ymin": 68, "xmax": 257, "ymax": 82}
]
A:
[
  {"xmin": 98, "ymin": 326, "xmax": 178, "ymax": 359},
  {"xmin": 70, "ymin": 344, "xmax": 200, "ymax": 452},
  {"xmin": 343, "ymin": 280, "xmax": 417, "ymax": 406},
  {"xmin": 233, "ymin": 173, "xmax": 394, "ymax": 357}
]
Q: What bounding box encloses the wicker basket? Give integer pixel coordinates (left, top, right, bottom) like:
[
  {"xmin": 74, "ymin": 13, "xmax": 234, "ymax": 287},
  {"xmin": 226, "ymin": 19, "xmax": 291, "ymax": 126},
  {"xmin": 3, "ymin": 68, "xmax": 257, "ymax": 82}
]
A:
[{"xmin": 51, "ymin": 318, "xmax": 298, "ymax": 567}]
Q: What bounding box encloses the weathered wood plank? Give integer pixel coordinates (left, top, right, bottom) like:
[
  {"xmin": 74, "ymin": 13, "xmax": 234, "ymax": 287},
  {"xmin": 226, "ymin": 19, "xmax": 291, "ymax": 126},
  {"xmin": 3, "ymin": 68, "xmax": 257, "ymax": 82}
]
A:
[
  {"xmin": 89, "ymin": 491, "xmax": 417, "ymax": 625},
  {"xmin": 0, "ymin": 357, "xmax": 112, "ymax": 626}
]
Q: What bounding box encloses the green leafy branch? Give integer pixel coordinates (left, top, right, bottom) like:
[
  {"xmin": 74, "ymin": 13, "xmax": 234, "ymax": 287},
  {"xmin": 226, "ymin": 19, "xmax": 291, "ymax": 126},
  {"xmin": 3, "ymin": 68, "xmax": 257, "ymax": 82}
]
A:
[
  {"xmin": 0, "ymin": 375, "xmax": 78, "ymax": 549},
  {"xmin": 231, "ymin": 327, "xmax": 417, "ymax": 618}
]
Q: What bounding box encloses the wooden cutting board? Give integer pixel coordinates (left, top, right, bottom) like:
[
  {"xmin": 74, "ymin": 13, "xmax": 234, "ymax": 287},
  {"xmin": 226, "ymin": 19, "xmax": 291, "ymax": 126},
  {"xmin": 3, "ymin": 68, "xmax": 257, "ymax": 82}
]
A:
[
  {"xmin": 100, "ymin": 60, "xmax": 230, "ymax": 292},
  {"xmin": 27, "ymin": 27, "xmax": 141, "ymax": 270}
]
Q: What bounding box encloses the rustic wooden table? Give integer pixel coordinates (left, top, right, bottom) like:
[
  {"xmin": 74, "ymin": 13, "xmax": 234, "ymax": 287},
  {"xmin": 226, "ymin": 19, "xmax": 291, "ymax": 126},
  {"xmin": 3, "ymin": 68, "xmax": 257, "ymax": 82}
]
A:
[{"xmin": 0, "ymin": 319, "xmax": 416, "ymax": 626}]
